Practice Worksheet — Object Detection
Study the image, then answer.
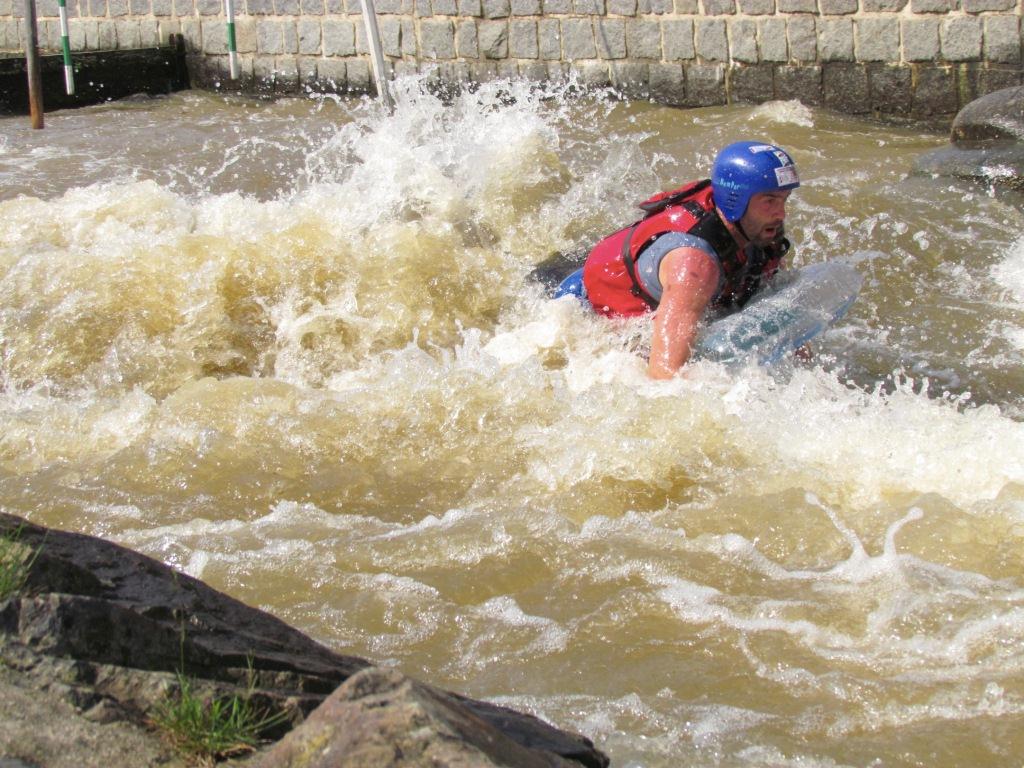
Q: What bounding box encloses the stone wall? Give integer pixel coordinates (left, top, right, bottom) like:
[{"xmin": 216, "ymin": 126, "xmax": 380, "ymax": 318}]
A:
[{"xmin": 1, "ymin": 0, "xmax": 1021, "ymax": 117}]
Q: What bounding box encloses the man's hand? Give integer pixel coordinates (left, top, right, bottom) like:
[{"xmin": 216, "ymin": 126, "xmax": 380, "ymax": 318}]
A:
[{"xmin": 794, "ymin": 344, "xmax": 813, "ymax": 362}]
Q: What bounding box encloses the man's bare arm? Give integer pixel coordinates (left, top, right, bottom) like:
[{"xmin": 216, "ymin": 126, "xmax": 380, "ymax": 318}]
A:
[{"xmin": 647, "ymin": 248, "xmax": 720, "ymax": 379}]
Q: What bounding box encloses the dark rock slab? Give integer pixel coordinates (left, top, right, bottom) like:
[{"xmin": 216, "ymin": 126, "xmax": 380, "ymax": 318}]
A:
[
  {"xmin": 0, "ymin": 512, "xmax": 370, "ymax": 696},
  {"xmin": 0, "ymin": 514, "xmax": 607, "ymax": 768}
]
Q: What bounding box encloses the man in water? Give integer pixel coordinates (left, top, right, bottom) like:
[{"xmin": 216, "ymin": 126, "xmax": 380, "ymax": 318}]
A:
[{"xmin": 582, "ymin": 140, "xmax": 800, "ymax": 379}]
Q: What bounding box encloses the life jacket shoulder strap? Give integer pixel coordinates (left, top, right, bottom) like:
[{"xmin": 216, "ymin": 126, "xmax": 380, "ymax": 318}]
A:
[
  {"xmin": 620, "ymin": 220, "xmax": 655, "ymax": 308},
  {"xmin": 621, "ymin": 180, "xmax": 718, "ymax": 309},
  {"xmin": 682, "ymin": 200, "xmax": 737, "ymax": 268},
  {"xmin": 637, "ymin": 179, "xmax": 713, "ymax": 216}
]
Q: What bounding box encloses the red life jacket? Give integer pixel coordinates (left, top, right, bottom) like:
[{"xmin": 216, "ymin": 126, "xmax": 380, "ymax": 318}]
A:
[{"xmin": 582, "ymin": 179, "xmax": 789, "ymax": 317}]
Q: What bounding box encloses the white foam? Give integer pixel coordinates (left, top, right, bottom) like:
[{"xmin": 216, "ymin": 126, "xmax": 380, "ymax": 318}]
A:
[
  {"xmin": 655, "ymin": 573, "xmax": 849, "ymax": 651},
  {"xmin": 483, "ymin": 300, "xmax": 575, "ymax": 366},
  {"xmin": 721, "ymin": 366, "xmax": 1024, "ymax": 508},
  {"xmin": 372, "ymin": 507, "xmax": 473, "ymax": 540},
  {"xmin": 991, "ymin": 234, "xmax": 1024, "ymax": 308},
  {"xmin": 367, "ymin": 572, "xmax": 442, "ymax": 599},
  {"xmin": 735, "ymin": 745, "xmax": 847, "ymax": 767},
  {"xmin": 183, "ymin": 549, "xmax": 211, "ymax": 579},
  {"xmin": 750, "ymin": 99, "xmax": 815, "ymax": 127},
  {"xmin": 687, "ymin": 704, "xmax": 776, "ymax": 748}
]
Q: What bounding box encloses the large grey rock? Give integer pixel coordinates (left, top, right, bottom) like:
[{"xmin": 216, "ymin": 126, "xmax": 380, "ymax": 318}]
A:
[
  {"xmin": 0, "ymin": 514, "xmax": 608, "ymax": 768},
  {"xmin": 951, "ymin": 85, "xmax": 1024, "ymax": 143}
]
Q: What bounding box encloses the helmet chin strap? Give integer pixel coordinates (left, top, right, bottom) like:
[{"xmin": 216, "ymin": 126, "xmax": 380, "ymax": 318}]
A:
[
  {"xmin": 733, "ymin": 217, "xmax": 752, "ymax": 245},
  {"xmin": 718, "ymin": 206, "xmax": 753, "ymax": 245}
]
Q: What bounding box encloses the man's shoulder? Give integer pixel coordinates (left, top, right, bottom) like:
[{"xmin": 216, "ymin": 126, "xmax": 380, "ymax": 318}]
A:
[{"xmin": 660, "ymin": 243, "xmax": 722, "ymax": 287}]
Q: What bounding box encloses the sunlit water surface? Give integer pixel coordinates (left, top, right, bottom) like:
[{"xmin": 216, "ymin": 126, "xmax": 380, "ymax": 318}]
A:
[{"xmin": 3, "ymin": 80, "xmax": 1024, "ymax": 767}]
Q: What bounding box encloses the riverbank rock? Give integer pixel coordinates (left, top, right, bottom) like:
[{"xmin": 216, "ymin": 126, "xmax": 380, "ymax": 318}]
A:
[
  {"xmin": 914, "ymin": 86, "xmax": 1024, "ymax": 192},
  {"xmin": 252, "ymin": 667, "xmax": 584, "ymax": 768},
  {"xmin": 0, "ymin": 513, "xmax": 608, "ymax": 768},
  {"xmin": 0, "ymin": 657, "xmax": 191, "ymax": 768}
]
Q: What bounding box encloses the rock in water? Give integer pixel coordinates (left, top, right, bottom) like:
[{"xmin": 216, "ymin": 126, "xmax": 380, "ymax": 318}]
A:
[
  {"xmin": 951, "ymin": 86, "xmax": 1024, "ymax": 143},
  {"xmin": 914, "ymin": 86, "xmax": 1024, "ymax": 192},
  {"xmin": 912, "ymin": 143, "xmax": 1024, "ymax": 192}
]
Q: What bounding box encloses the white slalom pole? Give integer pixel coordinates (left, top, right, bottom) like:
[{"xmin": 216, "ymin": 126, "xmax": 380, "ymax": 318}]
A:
[
  {"xmin": 57, "ymin": 0, "xmax": 74, "ymax": 94},
  {"xmin": 224, "ymin": 0, "xmax": 239, "ymax": 80},
  {"xmin": 359, "ymin": 0, "xmax": 394, "ymax": 112}
]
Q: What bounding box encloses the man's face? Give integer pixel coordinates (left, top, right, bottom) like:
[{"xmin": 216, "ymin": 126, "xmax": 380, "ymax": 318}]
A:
[{"xmin": 740, "ymin": 189, "xmax": 792, "ymax": 246}]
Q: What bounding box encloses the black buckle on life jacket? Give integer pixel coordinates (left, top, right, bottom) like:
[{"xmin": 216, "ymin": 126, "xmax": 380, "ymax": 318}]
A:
[{"xmin": 621, "ymin": 223, "xmax": 658, "ymax": 310}]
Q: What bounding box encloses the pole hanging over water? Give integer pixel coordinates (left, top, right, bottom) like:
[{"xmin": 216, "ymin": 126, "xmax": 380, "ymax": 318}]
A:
[
  {"xmin": 224, "ymin": 0, "xmax": 240, "ymax": 80},
  {"xmin": 57, "ymin": 0, "xmax": 75, "ymax": 95},
  {"xmin": 359, "ymin": 0, "xmax": 394, "ymax": 113},
  {"xmin": 22, "ymin": 0, "xmax": 43, "ymax": 128}
]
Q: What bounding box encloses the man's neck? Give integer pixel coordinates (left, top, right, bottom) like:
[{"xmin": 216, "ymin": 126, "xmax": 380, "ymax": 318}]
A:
[{"xmin": 717, "ymin": 208, "xmax": 752, "ymax": 249}]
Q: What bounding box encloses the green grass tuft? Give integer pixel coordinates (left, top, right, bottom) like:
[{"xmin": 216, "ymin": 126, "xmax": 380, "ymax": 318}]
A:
[
  {"xmin": 0, "ymin": 525, "xmax": 40, "ymax": 601},
  {"xmin": 152, "ymin": 670, "xmax": 288, "ymax": 764}
]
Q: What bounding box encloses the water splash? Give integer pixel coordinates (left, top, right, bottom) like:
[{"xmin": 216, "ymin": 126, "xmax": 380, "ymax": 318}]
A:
[
  {"xmin": 750, "ymin": 99, "xmax": 815, "ymax": 128},
  {"xmin": 2, "ymin": 82, "xmax": 1024, "ymax": 768}
]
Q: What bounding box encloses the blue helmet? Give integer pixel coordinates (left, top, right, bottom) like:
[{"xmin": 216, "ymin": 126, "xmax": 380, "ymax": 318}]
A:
[{"xmin": 711, "ymin": 141, "xmax": 800, "ymax": 222}]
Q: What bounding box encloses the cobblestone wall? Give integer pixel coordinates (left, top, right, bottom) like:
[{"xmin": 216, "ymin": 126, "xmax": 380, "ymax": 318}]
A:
[{"xmin": 1, "ymin": 0, "xmax": 1021, "ymax": 117}]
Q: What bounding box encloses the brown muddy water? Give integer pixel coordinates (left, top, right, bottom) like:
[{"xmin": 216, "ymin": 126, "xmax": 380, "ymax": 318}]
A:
[{"xmin": 2, "ymin": 79, "xmax": 1024, "ymax": 767}]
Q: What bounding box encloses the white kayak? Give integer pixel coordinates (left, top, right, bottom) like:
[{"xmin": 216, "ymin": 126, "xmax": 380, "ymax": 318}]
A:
[{"xmin": 553, "ymin": 261, "xmax": 862, "ymax": 366}]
